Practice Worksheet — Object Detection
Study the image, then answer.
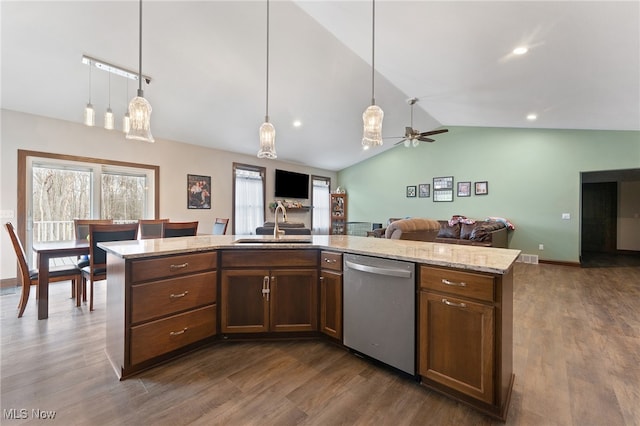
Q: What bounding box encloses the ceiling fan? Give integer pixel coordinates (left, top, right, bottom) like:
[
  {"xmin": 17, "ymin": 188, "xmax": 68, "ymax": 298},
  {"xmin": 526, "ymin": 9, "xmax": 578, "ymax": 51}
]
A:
[{"xmin": 388, "ymin": 98, "xmax": 448, "ymax": 147}]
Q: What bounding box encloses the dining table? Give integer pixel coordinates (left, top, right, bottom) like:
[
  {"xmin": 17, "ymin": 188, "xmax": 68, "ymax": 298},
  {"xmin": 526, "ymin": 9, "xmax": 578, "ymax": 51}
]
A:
[{"xmin": 32, "ymin": 240, "xmax": 89, "ymax": 320}]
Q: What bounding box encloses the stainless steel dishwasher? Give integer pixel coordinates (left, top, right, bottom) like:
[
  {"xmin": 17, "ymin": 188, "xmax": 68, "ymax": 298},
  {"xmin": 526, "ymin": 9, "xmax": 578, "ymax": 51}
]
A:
[{"xmin": 343, "ymin": 253, "xmax": 415, "ymax": 375}]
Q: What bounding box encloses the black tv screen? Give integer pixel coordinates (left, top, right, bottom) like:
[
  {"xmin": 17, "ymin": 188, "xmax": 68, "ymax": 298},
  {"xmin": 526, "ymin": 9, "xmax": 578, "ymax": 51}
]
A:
[{"xmin": 275, "ymin": 169, "xmax": 309, "ymax": 199}]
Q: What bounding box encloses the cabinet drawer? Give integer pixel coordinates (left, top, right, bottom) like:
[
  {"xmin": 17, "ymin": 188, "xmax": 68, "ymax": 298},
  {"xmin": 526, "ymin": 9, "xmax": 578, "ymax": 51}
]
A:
[
  {"xmin": 221, "ymin": 250, "xmax": 317, "ymax": 268},
  {"xmin": 131, "ymin": 251, "xmax": 217, "ymax": 283},
  {"xmin": 420, "ymin": 266, "xmax": 495, "ymax": 302},
  {"xmin": 131, "ymin": 271, "xmax": 217, "ymax": 324},
  {"xmin": 321, "ymin": 251, "xmax": 342, "ymax": 271},
  {"xmin": 130, "ymin": 305, "xmax": 216, "ymax": 365}
]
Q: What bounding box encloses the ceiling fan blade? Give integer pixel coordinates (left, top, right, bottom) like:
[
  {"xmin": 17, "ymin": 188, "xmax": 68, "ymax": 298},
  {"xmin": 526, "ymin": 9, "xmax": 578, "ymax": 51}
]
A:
[
  {"xmin": 393, "ymin": 138, "xmax": 408, "ymax": 146},
  {"xmin": 419, "ymin": 129, "xmax": 449, "ymax": 137},
  {"xmin": 417, "ymin": 137, "xmax": 435, "ymax": 143}
]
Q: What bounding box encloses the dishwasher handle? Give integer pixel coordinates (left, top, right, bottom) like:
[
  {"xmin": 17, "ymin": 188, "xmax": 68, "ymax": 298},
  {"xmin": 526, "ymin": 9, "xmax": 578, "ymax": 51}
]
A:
[{"xmin": 345, "ymin": 260, "xmax": 413, "ymax": 279}]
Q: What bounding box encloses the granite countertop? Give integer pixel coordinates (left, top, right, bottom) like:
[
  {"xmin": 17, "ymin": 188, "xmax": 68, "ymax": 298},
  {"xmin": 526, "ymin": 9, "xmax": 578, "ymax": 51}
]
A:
[{"xmin": 99, "ymin": 235, "xmax": 521, "ymax": 275}]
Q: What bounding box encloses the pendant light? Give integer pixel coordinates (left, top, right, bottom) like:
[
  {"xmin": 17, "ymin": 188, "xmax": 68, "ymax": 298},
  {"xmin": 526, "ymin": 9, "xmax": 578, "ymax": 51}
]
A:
[
  {"xmin": 361, "ymin": 0, "xmax": 383, "ymax": 150},
  {"xmin": 257, "ymin": 0, "xmax": 277, "ymax": 159},
  {"xmin": 84, "ymin": 63, "xmax": 95, "ymax": 127},
  {"xmin": 122, "ymin": 79, "xmax": 131, "ymax": 133},
  {"xmin": 104, "ymin": 72, "xmax": 114, "ymax": 130},
  {"xmin": 126, "ymin": 0, "xmax": 154, "ymax": 143}
]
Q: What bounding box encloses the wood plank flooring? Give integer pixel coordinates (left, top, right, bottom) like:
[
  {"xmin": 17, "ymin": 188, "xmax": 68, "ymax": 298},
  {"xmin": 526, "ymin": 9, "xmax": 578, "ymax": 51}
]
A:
[{"xmin": 1, "ymin": 262, "xmax": 639, "ymax": 425}]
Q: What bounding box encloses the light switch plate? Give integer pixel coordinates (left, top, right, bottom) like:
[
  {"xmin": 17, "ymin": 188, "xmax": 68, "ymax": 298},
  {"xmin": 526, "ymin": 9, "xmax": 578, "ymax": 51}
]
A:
[
  {"xmin": 0, "ymin": 209, "xmax": 14, "ymax": 219},
  {"xmin": 561, "ymin": 213, "xmax": 570, "ymax": 220}
]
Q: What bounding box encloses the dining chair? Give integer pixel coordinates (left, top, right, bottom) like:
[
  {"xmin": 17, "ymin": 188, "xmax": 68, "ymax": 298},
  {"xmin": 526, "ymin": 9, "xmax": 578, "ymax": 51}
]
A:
[
  {"xmin": 73, "ymin": 218, "xmax": 114, "ymax": 301},
  {"xmin": 80, "ymin": 223, "xmax": 139, "ymax": 311},
  {"xmin": 212, "ymin": 218, "xmax": 229, "ymax": 235},
  {"xmin": 163, "ymin": 221, "xmax": 199, "ymax": 238},
  {"xmin": 139, "ymin": 218, "xmax": 169, "ymax": 239},
  {"xmin": 5, "ymin": 222, "xmax": 82, "ymax": 318}
]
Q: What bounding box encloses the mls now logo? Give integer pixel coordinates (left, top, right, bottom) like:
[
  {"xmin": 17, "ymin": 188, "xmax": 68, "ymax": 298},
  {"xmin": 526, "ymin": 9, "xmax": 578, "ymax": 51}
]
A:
[{"xmin": 3, "ymin": 408, "xmax": 57, "ymax": 420}]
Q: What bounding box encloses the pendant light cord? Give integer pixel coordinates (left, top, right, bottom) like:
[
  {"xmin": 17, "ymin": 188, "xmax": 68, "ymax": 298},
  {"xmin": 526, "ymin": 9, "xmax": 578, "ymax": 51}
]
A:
[
  {"xmin": 88, "ymin": 63, "xmax": 92, "ymax": 104},
  {"xmin": 265, "ymin": 0, "xmax": 270, "ymax": 121},
  {"xmin": 138, "ymin": 0, "xmax": 143, "ymax": 94},
  {"xmin": 371, "ymin": 0, "xmax": 375, "ymax": 106}
]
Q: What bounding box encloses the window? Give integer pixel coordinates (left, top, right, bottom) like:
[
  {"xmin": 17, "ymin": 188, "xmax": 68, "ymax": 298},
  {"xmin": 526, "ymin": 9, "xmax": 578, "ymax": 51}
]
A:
[
  {"xmin": 311, "ymin": 176, "xmax": 331, "ymax": 234},
  {"xmin": 233, "ymin": 163, "xmax": 265, "ymax": 235},
  {"xmin": 18, "ymin": 150, "xmax": 159, "ymax": 264}
]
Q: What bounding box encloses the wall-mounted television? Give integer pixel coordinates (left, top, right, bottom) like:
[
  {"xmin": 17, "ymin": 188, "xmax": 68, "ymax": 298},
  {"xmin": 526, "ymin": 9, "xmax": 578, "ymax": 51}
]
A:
[{"xmin": 275, "ymin": 169, "xmax": 309, "ymax": 199}]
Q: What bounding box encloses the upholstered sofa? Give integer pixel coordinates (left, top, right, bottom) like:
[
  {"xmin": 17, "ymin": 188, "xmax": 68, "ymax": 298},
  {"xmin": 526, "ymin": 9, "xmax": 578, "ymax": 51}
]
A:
[
  {"xmin": 434, "ymin": 220, "xmax": 508, "ymax": 248},
  {"xmin": 384, "ymin": 218, "xmax": 441, "ymax": 241},
  {"xmin": 255, "ymin": 222, "xmax": 311, "ymax": 235}
]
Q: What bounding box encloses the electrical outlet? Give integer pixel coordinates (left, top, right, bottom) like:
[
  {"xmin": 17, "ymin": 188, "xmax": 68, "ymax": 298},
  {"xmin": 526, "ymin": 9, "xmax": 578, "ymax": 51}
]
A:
[
  {"xmin": 562, "ymin": 213, "xmax": 571, "ymax": 220},
  {"xmin": 539, "ymin": 244, "xmax": 544, "ymax": 250}
]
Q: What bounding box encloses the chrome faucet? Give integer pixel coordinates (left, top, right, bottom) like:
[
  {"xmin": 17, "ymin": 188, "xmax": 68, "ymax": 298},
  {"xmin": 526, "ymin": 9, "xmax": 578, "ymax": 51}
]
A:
[{"xmin": 273, "ymin": 201, "xmax": 287, "ymax": 238}]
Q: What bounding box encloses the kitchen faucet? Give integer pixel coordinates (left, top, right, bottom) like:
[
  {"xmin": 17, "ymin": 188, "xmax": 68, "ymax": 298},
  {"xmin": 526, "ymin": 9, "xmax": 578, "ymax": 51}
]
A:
[{"xmin": 273, "ymin": 201, "xmax": 287, "ymax": 238}]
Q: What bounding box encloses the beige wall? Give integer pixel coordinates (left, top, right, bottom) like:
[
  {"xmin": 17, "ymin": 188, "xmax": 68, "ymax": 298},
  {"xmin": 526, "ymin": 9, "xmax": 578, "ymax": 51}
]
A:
[
  {"xmin": 0, "ymin": 109, "xmax": 336, "ymax": 280},
  {"xmin": 618, "ymin": 181, "xmax": 640, "ymax": 251}
]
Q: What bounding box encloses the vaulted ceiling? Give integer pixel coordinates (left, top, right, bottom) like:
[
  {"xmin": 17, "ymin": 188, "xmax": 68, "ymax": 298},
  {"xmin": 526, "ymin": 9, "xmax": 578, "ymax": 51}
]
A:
[{"xmin": 2, "ymin": 1, "xmax": 638, "ymax": 171}]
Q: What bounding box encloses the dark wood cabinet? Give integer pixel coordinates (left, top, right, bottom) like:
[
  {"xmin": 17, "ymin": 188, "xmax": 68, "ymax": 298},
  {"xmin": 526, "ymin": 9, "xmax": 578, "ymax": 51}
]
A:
[
  {"xmin": 105, "ymin": 250, "xmax": 217, "ymax": 379},
  {"xmin": 320, "ymin": 251, "xmax": 342, "ymax": 339},
  {"xmin": 220, "ymin": 250, "xmax": 318, "ymax": 334},
  {"xmin": 418, "ymin": 265, "xmax": 513, "ymax": 421}
]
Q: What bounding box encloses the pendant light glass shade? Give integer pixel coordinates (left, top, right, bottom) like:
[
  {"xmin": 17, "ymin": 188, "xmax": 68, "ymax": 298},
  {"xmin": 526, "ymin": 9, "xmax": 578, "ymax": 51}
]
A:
[
  {"xmin": 84, "ymin": 62, "xmax": 95, "ymax": 126},
  {"xmin": 257, "ymin": 0, "xmax": 277, "ymax": 159},
  {"xmin": 104, "ymin": 108, "xmax": 114, "ymax": 130},
  {"xmin": 127, "ymin": 89, "xmax": 154, "ymax": 142},
  {"xmin": 361, "ymin": 104, "xmax": 383, "ymax": 149},
  {"xmin": 123, "ymin": 112, "xmax": 131, "ymax": 134},
  {"xmin": 258, "ymin": 119, "xmax": 277, "ymax": 159},
  {"xmin": 126, "ymin": 0, "xmax": 154, "ymax": 143},
  {"xmin": 361, "ymin": 0, "xmax": 383, "ymax": 150},
  {"xmin": 84, "ymin": 103, "xmax": 95, "ymax": 127}
]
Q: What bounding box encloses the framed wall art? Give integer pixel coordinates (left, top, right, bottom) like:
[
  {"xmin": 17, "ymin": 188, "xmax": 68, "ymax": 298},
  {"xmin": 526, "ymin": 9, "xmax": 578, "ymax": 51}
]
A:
[
  {"xmin": 406, "ymin": 185, "xmax": 417, "ymax": 198},
  {"xmin": 188, "ymin": 174, "xmax": 211, "ymax": 209},
  {"xmin": 474, "ymin": 181, "xmax": 488, "ymax": 195},
  {"xmin": 418, "ymin": 183, "xmax": 430, "ymax": 198},
  {"xmin": 457, "ymin": 181, "xmax": 471, "ymax": 197},
  {"xmin": 433, "ymin": 176, "xmax": 454, "ymax": 202}
]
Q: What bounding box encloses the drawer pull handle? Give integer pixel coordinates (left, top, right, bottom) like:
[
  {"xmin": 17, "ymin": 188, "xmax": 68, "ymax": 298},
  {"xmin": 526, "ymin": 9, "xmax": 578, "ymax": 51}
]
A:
[
  {"xmin": 324, "ymin": 258, "xmax": 337, "ymax": 263},
  {"xmin": 442, "ymin": 298, "xmax": 467, "ymax": 308},
  {"xmin": 169, "ymin": 262, "xmax": 189, "ymax": 271},
  {"xmin": 169, "ymin": 291, "xmax": 189, "ymax": 299},
  {"xmin": 169, "ymin": 327, "xmax": 188, "ymax": 336},
  {"xmin": 442, "ymin": 279, "xmax": 466, "ymax": 287}
]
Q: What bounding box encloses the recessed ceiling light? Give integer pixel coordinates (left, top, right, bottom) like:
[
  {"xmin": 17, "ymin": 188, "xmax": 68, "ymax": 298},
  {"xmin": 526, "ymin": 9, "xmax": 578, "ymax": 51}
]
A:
[
  {"xmin": 527, "ymin": 113, "xmax": 537, "ymax": 121},
  {"xmin": 513, "ymin": 46, "xmax": 528, "ymax": 55},
  {"xmin": 293, "ymin": 120, "xmax": 302, "ymax": 128}
]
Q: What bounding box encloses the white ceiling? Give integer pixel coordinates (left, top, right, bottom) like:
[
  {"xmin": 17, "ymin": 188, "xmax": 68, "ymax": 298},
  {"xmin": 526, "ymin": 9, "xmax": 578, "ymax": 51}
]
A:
[{"xmin": 2, "ymin": 1, "xmax": 639, "ymax": 171}]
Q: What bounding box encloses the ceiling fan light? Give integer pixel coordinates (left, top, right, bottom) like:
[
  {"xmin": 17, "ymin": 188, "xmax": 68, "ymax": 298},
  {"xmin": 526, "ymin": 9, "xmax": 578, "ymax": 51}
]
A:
[
  {"xmin": 404, "ymin": 139, "xmax": 410, "ymax": 148},
  {"xmin": 126, "ymin": 91, "xmax": 154, "ymax": 142},
  {"xmin": 362, "ymin": 104, "xmax": 384, "ymax": 147},
  {"xmin": 412, "ymin": 139, "xmax": 420, "ymax": 148},
  {"xmin": 258, "ymin": 120, "xmax": 277, "ymax": 159},
  {"xmin": 84, "ymin": 103, "xmax": 95, "ymax": 127}
]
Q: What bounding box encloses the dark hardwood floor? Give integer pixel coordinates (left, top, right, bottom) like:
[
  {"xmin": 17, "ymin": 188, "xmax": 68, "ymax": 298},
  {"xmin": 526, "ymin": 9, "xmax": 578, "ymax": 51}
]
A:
[{"xmin": 1, "ymin": 262, "xmax": 639, "ymax": 425}]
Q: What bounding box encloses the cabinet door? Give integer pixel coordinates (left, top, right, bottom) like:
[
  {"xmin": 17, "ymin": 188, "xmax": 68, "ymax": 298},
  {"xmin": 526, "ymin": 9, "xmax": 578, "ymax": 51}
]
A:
[
  {"xmin": 320, "ymin": 270, "xmax": 342, "ymax": 339},
  {"xmin": 221, "ymin": 270, "xmax": 269, "ymax": 333},
  {"xmin": 419, "ymin": 291, "xmax": 495, "ymax": 404},
  {"xmin": 270, "ymin": 269, "xmax": 318, "ymax": 332}
]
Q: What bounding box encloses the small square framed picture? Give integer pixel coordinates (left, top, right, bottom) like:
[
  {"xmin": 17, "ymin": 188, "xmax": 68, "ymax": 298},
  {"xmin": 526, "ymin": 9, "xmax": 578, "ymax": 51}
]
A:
[
  {"xmin": 406, "ymin": 185, "xmax": 417, "ymax": 197},
  {"xmin": 418, "ymin": 183, "xmax": 430, "ymax": 198},
  {"xmin": 457, "ymin": 181, "xmax": 471, "ymax": 197},
  {"xmin": 474, "ymin": 181, "xmax": 488, "ymax": 195}
]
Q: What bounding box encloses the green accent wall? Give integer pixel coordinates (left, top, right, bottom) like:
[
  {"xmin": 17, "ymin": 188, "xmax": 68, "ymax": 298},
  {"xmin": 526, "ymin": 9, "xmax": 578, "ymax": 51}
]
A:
[{"xmin": 337, "ymin": 126, "xmax": 640, "ymax": 263}]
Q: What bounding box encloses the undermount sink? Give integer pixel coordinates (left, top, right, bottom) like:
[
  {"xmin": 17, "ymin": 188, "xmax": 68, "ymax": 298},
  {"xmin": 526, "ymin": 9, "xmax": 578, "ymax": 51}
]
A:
[{"xmin": 233, "ymin": 237, "xmax": 313, "ymax": 244}]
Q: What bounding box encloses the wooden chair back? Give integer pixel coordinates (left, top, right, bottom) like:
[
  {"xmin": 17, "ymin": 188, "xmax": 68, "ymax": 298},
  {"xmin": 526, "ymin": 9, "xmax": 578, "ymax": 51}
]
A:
[
  {"xmin": 139, "ymin": 219, "xmax": 169, "ymax": 239},
  {"xmin": 212, "ymin": 218, "xmax": 229, "ymax": 235},
  {"xmin": 5, "ymin": 222, "xmax": 81, "ymax": 317},
  {"xmin": 74, "ymin": 219, "xmax": 114, "ymax": 241},
  {"xmin": 163, "ymin": 221, "xmax": 199, "ymax": 238}
]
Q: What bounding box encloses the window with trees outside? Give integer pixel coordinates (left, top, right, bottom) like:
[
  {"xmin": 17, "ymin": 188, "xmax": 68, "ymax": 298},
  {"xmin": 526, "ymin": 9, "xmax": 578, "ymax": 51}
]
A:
[
  {"xmin": 17, "ymin": 150, "xmax": 159, "ymax": 264},
  {"xmin": 311, "ymin": 176, "xmax": 331, "ymax": 234}
]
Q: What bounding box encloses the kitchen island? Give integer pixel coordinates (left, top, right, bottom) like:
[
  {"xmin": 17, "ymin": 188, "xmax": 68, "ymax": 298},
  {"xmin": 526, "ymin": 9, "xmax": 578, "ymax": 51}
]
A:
[{"xmin": 100, "ymin": 234, "xmax": 520, "ymax": 421}]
